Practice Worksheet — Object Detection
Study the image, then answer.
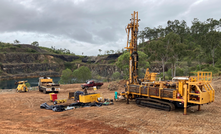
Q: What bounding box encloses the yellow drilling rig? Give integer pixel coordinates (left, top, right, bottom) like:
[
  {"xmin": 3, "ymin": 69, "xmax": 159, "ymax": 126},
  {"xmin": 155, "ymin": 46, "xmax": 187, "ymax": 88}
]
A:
[{"xmin": 119, "ymin": 11, "xmax": 215, "ymax": 115}]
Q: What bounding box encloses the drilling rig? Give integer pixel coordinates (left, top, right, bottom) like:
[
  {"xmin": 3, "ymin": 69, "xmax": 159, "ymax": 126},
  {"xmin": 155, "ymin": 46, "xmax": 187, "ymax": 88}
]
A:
[{"xmin": 119, "ymin": 11, "xmax": 215, "ymax": 115}]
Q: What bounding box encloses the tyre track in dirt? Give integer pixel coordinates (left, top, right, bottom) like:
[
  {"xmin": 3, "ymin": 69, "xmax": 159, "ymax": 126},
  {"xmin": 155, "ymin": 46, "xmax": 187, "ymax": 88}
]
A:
[{"xmin": 0, "ymin": 80, "xmax": 221, "ymax": 134}]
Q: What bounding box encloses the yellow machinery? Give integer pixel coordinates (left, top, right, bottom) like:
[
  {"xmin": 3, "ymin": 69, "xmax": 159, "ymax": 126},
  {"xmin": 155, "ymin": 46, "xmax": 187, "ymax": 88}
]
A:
[
  {"xmin": 69, "ymin": 91, "xmax": 101, "ymax": 103},
  {"xmin": 125, "ymin": 11, "xmax": 140, "ymax": 85},
  {"xmin": 119, "ymin": 11, "xmax": 215, "ymax": 115},
  {"xmin": 79, "ymin": 93, "xmax": 101, "ymax": 103},
  {"xmin": 54, "ymin": 99, "xmax": 67, "ymax": 104},
  {"xmin": 140, "ymin": 68, "xmax": 158, "ymax": 82},
  {"xmin": 15, "ymin": 80, "xmax": 29, "ymax": 93}
]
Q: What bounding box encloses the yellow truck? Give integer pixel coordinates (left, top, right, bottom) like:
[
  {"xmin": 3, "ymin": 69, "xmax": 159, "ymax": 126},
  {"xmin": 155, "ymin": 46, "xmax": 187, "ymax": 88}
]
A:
[{"xmin": 38, "ymin": 77, "xmax": 60, "ymax": 94}]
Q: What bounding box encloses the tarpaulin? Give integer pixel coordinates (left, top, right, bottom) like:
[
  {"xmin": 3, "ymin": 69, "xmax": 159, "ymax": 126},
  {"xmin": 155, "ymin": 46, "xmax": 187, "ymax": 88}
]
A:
[
  {"xmin": 40, "ymin": 103, "xmax": 65, "ymax": 112},
  {"xmin": 40, "ymin": 102, "xmax": 103, "ymax": 112}
]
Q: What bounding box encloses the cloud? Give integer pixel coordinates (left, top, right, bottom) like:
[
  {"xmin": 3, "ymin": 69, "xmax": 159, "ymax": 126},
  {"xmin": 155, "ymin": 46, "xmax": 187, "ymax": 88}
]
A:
[{"xmin": 0, "ymin": 0, "xmax": 221, "ymax": 56}]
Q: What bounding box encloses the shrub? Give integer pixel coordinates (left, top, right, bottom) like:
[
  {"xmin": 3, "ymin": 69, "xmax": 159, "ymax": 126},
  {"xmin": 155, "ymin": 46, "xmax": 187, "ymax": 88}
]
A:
[
  {"xmin": 202, "ymin": 66, "xmax": 219, "ymax": 74},
  {"xmin": 72, "ymin": 66, "xmax": 92, "ymax": 83},
  {"xmin": 165, "ymin": 69, "xmax": 172, "ymax": 80},
  {"xmin": 176, "ymin": 67, "xmax": 184, "ymax": 76},
  {"xmin": 16, "ymin": 44, "xmax": 21, "ymax": 48},
  {"xmin": 59, "ymin": 68, "xmax": 73, "ymax": 84},
  {"xmin": 25, "ymin": 82, "xmax": 31, "ymax": 87},
  {"xmin": 111, "ymin": 72, "xmax": 121, "ymax": 80}
]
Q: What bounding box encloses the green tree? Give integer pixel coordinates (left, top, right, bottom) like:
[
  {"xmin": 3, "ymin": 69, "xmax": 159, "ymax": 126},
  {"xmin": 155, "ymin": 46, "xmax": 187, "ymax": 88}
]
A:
[
  {"xmin": 25, "ymin": 82, "xmax": 31, "ymax": 87},
  {"xmin": 116, "ymin": 49, "xmax": 121, "ymax": 53},
  {"xmin": 116, "ymin": 51, "xmax": 149, "ymax": 79},
  {"xmin": 138, "ymin": 17, "xmax": 221, "ymax": 76},
  {"xmin": 31, "ymin": 41, "xmax": 39, "ymax": 47},
  {"xmin": 145, "ymin": 38, "xmax": 169, "ymax": 80},
  {"xmin": 72, "ymin": 66, "xmax": 91, "ymax": 82},
  {"xmin": 99, "ymin": 49, "xmax": 102, "ymax": 54},
  {"xmin": 111, "ymin": 72, "xmax": 121, "ymax": 80},
  {"xmin": 110, "ymin": 50, "xmax": 114, "ymax": 54},
  {"xmin": 106, "ymin": 50, "xmax": 110, "ymax": 55},
  {"xmin": 14, "ymin": 40, "xmax": 20, "ymax": 44},
  {"xmin": 193, "ymin": 45, "xmax": 205, "ymax": 70},
  {"xmin": 166, "ymin": 32, "xmax": 186, "ymax": 77},
  {"xmin": 60, "ymin": 68, "xmax": 73, "ymax": 84},
  {"xmin": 201, "ymin": 31, "xmax": 221, "ymax": 67}
]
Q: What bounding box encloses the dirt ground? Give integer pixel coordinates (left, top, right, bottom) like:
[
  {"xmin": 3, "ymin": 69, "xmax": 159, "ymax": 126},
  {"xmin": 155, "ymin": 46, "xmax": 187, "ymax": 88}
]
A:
[{"xmin": 0, "ymin": 79, "xmax": 221, "ymax": 134}]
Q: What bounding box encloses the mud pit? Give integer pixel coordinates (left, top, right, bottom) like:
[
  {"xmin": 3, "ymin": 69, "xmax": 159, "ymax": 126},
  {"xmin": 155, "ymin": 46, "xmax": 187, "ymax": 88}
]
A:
[{"xmin": 0, "ymin": 79, "xmax": 221, "ymax": 134}]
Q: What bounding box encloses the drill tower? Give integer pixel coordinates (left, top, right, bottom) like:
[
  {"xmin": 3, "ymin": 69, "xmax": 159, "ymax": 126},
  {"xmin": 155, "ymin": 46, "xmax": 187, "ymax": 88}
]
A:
[{"xmin": 125, "ymin": 11, "xmax": 140, "ymax": 84}]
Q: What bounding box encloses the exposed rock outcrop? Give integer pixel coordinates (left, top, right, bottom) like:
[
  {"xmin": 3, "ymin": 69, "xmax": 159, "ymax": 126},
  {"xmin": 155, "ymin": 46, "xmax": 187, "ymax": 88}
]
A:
[
  {"xmin": 82, "ymin": 53, "xmax": 122, "ymax": 64},
  {"xmin": 2, "ymin": 63, "xmax": 63, "ymax": 74},
  {"xmin": 0, "ymin": 54, "xmax": 80, "ymax": 63},
  {"xmin": 82, "ymin": 56, "xmax": 97, "ymax": 63},
  {"xmin": 50, "ymin": 54, "xmax": 80, "ymax": 62},
  {"xmin": 0, "ymin": 53, "xmax": 79, "ymax": 80},
  {"xmin": 76, "ymin": 63, "xmax": 120, "ymax": 77},
  {"xmin": 0, "ymin": 71, "xmax": 60, "ymax": 80}
]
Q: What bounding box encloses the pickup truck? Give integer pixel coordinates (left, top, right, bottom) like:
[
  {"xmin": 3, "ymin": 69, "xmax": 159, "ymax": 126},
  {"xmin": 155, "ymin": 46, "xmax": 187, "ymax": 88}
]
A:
[{"xmin": 81, "ymin": 80, "xmax": 103, "ymax": 89}]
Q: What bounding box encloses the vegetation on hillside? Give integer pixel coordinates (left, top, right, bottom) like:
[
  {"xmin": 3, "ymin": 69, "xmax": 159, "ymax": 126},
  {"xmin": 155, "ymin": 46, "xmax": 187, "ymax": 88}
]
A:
[
  {"xmin": 40, "ymin": 46, "xmax": 75, "ymax": 55},
  {"xmin": 0, "ymin": 41, "xmax": 76, "ymax": 55},
  {"xmin": 138, "ymin": 18, "xmax": 221, "ymax": 79}
]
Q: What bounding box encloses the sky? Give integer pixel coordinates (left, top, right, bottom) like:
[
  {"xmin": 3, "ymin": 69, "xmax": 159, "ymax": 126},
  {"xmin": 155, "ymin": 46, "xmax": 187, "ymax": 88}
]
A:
[{"xmin": 0, "ymin": 0, "xmax": 221, "ymax": 56}]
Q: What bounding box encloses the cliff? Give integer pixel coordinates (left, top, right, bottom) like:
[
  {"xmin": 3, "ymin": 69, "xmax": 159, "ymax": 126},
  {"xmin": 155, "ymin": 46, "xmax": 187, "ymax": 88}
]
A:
[
  {"xmin": 0, "ymin": 44, "xmax": 164, "ymax": 80},
  {"xmin": 0, "ymin": 46, "xmax": 122, "ymax": 80}
]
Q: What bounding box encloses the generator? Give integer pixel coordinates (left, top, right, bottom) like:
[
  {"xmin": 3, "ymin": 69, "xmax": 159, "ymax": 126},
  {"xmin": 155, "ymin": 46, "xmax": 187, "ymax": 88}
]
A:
[
  {"xmin": 79, "ymin": 93, "xmax": 101, "ymax": 103},
  {"xmin": 69, "ymin": 91, "xmax": 101, "ymax": 103}
]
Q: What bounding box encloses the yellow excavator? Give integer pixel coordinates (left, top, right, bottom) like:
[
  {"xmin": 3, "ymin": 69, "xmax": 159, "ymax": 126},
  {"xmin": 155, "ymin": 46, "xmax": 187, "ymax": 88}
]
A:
[
  {"xmin": 15, "ymin": 80, "xmax": 29, "ymax": 93},
  {"xmin": 118, "ymin": 11, "xmax": 215, "ymax": 115}
]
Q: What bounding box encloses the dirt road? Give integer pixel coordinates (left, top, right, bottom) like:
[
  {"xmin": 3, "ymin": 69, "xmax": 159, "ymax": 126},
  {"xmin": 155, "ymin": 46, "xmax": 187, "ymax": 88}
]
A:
[{"xmin": 0, "ymin": 80, "xmax": 221, "ymax": 134}]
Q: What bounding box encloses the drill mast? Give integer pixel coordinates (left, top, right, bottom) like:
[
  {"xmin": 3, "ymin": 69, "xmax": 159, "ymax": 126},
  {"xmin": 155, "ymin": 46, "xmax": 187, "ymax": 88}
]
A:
[{"xmin": 125, "ymin": 11, "xmax": 140, "ymax": 84}]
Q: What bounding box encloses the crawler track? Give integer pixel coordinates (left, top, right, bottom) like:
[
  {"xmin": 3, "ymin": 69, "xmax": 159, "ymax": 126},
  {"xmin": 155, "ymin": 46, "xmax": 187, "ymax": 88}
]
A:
[{"xmin": 136, "ymin": 98, "xmax": 175, "ymax": 111}]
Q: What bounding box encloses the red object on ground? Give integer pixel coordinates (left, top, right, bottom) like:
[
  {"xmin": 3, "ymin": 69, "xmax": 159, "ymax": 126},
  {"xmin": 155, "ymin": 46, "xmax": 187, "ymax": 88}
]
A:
[{"xmin": 51, "ymin": 94, "xmax": 57, "ymax": 102}]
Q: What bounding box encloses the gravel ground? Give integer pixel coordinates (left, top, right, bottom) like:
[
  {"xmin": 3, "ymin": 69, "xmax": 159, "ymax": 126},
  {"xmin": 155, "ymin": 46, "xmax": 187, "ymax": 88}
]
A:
[{"xmin": 0, "ymin": 79, "xmax": 220, "ymax": 134}]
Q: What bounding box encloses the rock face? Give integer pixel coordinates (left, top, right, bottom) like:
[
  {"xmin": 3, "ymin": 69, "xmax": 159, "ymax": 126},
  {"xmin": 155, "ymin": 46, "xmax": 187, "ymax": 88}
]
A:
[
  {"xmin": 105, "ymin": 53, "xmax": 122, "ymax": 60},
  {"xmin": 82, "ymin": 53, "xmax": 122, "ymax": 64},
  {"xmin": 0, "ymin": 71, "xmax": 60, "ymax": 80},
  {"xmin": 50, "ymin": 54, "xmax": 80, "ymax": 62},
  {"xmin": 76, "ymin": 63, "xmax": 120, "ymax": 77},
  {"xmin": 82, "ymin": 56, "xmax": 97, "ymax": 63},
  {"xmin": 2, "ymin": 63, "xmax": 63, "ymax": 74},
  {"xmin": 0, "ymin": 53, "xmax": 122, "ymax": 80},
  {"xmin": 0, "ymin": 53, "xmax": 79, "ymax": 80},
  {"xmin": 0, "ymin": 54, "xmax": 80, "ymax": 63}
]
